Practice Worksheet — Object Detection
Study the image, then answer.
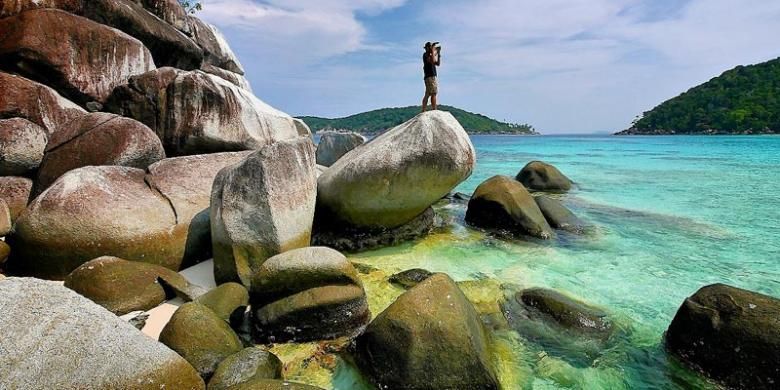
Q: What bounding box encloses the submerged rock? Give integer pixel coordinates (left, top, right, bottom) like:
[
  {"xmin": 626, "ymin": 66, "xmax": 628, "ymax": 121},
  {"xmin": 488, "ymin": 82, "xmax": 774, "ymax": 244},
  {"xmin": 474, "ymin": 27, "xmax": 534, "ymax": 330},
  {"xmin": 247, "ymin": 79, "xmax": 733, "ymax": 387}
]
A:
[
  {"xmin": 315, "ymin": 131, "xmax": 366, "ymax": 167},
  {"xmin": 160, "ymin": 302, "xmax": 244, "ymax": 380},
  {"xmin": 317, "ymin": 111, "xmax": 475, "ymax": 230},
  {"xmin": 211, "ymin": 137, "xmax": 316, "ymax": 286},
  {"xmin": 666, "ymin": 283, "xmax": 780, "ymax": 389},
  {"xmin": 0, "ymin": 9, "xmax": 156, "ymax": 104},
  {"xmin": 0, "ymin": 277, "xmax": 205, "ymax": 389},
  {"xmin": 208, "ymin": 348, "xmax": 283, "ymax": 390},
  {"xmin": 0, "ymin": 72, "xmax": 86, "ymax": 135},
  {"xmin": 389, "ymin": 268, "xmax": 434, "ymax": 289},
  {"xmin": 225, "ymin": 379, "xmax": 325, "ymax": 390},
  {"xmin": 534, "ymin": 195, "xmax": 583, "ymax": 232},
  {"xmin": 250, "ymin": 247, "xmax": 370, "ymax": 343},
  {"xmin": 63, "ymin": 256, "xmax": 194, "ymax": 315},
  {"xmin": 516, "ymin": 161, "xmax": 573, "ymax": 192},
  {"xmin": 518, "ymin": 288, "xmax": 612, "ymax": 337},
  {"xmin": 0, "ymin": 118, "xmax": 47, "ymax": 176},
  {"xmin": 355, "ymin": 273, "xmax": 499, "ymax": 390},
  {"xmin": 34, "ymin": 112, "xmax": 165, "ymax": 195},
  {"xmin": 196, "ymin": 282, "xmax": 249, "ymax": 322},
  {"xmin": 106, "ymin": 67, "xmax": 300, "ymax": 156},
  {"xmin": 465, "ymin": 175, "xmax": 553, "ymax": 239},
  {"xmin": 0, "ymin": 176, "xmax": 31, "ymax": 223}
]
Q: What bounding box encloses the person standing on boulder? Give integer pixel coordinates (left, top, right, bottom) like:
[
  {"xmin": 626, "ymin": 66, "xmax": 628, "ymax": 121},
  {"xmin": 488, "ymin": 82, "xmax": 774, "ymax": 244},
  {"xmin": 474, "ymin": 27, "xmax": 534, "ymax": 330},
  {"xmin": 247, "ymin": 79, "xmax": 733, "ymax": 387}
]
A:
[{"xmin": 421, "ymin": 42, "xmax": 441, "ymax": 112}]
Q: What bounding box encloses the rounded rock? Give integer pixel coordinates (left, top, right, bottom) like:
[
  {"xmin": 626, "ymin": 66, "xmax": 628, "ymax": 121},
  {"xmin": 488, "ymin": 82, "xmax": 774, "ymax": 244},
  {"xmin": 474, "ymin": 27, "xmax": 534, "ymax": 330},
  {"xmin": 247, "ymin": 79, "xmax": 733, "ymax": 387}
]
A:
[{"xmin": 516, "ymin": 161, "xmax": 573, "ymax": 192}]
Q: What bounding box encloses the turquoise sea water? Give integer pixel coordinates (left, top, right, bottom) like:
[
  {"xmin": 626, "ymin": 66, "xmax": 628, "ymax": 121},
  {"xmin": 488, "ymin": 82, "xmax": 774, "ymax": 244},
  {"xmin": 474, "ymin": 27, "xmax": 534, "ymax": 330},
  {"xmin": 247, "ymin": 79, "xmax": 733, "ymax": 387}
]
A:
[{"xmin": 347, "ymin": 135, "xmax": 780, "ymax": 389}]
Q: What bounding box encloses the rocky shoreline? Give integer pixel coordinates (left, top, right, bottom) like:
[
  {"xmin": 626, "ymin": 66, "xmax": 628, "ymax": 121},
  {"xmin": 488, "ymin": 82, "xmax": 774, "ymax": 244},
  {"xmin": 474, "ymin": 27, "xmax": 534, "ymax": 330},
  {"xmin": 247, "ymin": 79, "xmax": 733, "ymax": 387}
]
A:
[
  {"xmin": 616, "ymin": 127, "xmax": 780, "ymax": 135},
  {"xmin": 0, "ymin": 2, "xmax": 778, "ymax": 389}
]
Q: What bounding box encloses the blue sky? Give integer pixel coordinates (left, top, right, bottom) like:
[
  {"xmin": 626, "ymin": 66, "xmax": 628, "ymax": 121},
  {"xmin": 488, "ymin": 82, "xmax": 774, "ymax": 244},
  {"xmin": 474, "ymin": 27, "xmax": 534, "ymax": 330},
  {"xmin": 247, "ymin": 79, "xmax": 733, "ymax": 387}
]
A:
[{"xmin": 201, "ymin": 0, "xmax": 780, "ymax": 134}]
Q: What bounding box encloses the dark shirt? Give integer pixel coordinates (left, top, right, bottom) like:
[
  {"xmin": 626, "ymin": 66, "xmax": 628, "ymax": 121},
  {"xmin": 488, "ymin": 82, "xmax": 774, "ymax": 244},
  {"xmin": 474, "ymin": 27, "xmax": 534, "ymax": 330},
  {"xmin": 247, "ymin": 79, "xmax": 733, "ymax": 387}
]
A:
[{"xmin": 423, "ymin": 52, "xmax": 437, "ymax": 78}]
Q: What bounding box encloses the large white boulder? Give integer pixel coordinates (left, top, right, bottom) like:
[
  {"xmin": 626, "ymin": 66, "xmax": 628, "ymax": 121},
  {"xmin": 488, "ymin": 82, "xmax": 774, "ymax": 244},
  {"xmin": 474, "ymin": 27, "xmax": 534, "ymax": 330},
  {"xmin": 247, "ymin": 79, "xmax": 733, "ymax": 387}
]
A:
[{"xmin": 317, "ymin": 111, "xmax": 475, "ymax": 229}]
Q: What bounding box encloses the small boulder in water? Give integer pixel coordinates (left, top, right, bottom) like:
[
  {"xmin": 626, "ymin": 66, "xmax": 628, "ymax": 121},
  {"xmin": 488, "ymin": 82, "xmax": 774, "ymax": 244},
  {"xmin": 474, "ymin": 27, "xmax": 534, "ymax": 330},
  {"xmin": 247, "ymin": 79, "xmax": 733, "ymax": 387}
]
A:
[
  {"xmin": 465, "ymin": 175, "xmax": 553, "ymax": 239},
  {"xmin": 665, "ymin": 283, "xmax": 780, "ymax": 389},
  {"xmin": 518, "ymin": 288, "xmax": 612, "ymax": 337},
  {"xmin": 389, "ymin": 268, "xmax": 434, "ymax": 289},
  {"xmin": 315, "ymin": 131, "xmax": 365, "ymax": 167},
  {"xmin": 534, "ymin": 195, "xmax": 583, "ymax": 232},
  {"xmin": 516, "ymin": 161, "xmax": 573, "ymax": 192},
  {"xmin": 355, "ymin": 273, "xmax": 500, "ymax": 389}
]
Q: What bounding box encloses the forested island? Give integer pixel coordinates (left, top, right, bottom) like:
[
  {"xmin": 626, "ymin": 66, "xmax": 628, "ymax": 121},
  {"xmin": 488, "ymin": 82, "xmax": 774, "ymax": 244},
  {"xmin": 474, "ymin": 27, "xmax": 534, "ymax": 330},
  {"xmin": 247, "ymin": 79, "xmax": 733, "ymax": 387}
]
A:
[
  {"xmin": 618, "ymin": 57, "xmax": 780, "ymax": 135},
  {"xmin": 299, "ymin": 105, "xmax": 538, "ymax": 135}
]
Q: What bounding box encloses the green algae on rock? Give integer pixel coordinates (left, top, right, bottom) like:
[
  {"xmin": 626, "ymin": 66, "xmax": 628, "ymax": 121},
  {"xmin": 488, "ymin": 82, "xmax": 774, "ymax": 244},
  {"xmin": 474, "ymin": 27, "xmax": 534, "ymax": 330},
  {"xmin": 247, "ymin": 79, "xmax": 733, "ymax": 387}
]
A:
[
  {"xmin": 250, "ymin": 247, "xmax": 370, "ymax": 343},
  {"xmin": 64, "ymin": 256, "xmax": 195, "ymax": 315},
  {"xmin": 196, "ymin": 282, "xmax": 249, "ymax": 322},
  {"xmin": 208, "ymin": 347, "xmax": 283, "ymax": 390},
  {"xmin": 224, "ymin": 379, "xmax": 325, "ymax": 390},
  {"xmin": 355, "ymin": 273, "xmax": 500, "ymax": 389},
  {"xmin": 466, "ymin": 175, "xmax": 553, "ymax": 239},
  {"xmin": 388, "ymin": 268, "xmax": 433, "ymax": 289},
  {"xmin": 159, "ymin": 302, "xmax": 243, "ymax": 379}
]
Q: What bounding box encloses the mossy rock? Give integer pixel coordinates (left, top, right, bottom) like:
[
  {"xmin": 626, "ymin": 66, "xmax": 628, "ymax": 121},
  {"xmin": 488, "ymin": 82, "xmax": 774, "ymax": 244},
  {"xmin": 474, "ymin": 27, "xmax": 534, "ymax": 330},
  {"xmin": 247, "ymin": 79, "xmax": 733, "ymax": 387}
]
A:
[
  {"xmin": 225, "ymin": 379, "xmax": 324, "ymax": 390},
  {"xmin": 64, "ymin": 256, "xmax": 194, "ymax": 315},
  {"xmin": 666, "ymin": 283, "xmax": 780, "ymax": 389},
  {"xmin": 519, "ymin": 288, "xmax": 612, "ymax": 337},
  {"xmin": 208, "ymin": 347, "xmax": 283, "ymax": 390},
  {"xmin": 355, "ymin": 273, "xmax": 500, "ymax": 389},
  {"xmin": 465, "ymin": 175, "xmax": 553, "ymax": 239},
  {"xmin": 515, "ymin": 161, "xmax": 573, "ymax": 192},
  {"xmin": 159, "ymin": 302, "xmax": 243, "ymax": 379},
  {"xmin": 196, "ymin": 282, "xmax": 249, "ymax": 321},
  {"xmin": 388, "ymin": 268, "xmax": 433, "ymax": 289}
]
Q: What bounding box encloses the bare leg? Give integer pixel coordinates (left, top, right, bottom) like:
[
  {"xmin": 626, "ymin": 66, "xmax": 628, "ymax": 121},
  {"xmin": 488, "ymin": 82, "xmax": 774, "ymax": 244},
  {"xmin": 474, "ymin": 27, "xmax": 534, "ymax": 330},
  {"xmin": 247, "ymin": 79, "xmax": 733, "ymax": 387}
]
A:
[
  {"xmin": 422, "ymin": 94, "xmax": 429, "ymax": 112},
  {"xmin": 431, "ymin": 94, "xmax": 438, "ymax": 111}
]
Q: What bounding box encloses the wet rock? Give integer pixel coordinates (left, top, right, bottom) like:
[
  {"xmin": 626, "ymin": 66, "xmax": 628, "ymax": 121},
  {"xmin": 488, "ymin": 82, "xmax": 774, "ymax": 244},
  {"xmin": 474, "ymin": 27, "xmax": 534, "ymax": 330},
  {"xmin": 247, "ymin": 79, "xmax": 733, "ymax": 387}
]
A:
[
  {"xmin": 0, "ymin": 118, "xmax": 46, "ymax": 176},
  {"xmin": 202, "ymin": 63, "xmax": 252, "ymax": 91},
  {"xmin": 211, "ymin": 138, "xmax": 316, "ymax": 286},
  {"xmin": 196, "ymin": 282, "xmax": 249, "ymax": 322},
  {"xmin": 0, "ymin": 9, "xmax": 156, "ymax": 104},
  {"xmin": 208, "ymin": 347, "xmax": 283, "ymax": 390},
  {"xmin": 516, "ymin": 161, "xmax": 573, "ymax": 192},
  {"xmin": 0, "ymin": 176, "xmax": 32, "ymax": 223},
  {"xmin": 389, "ymin": 268, "xmax": 434, "ymax": 289},
  {"xmin": 0, "ymin": 72, "xmax": 86, "ymax": 135},
  {"xmin": 188, "ymin": 16, "xmax": 245, "ymax": 74},
  {"xmin": 105, "ymin": 68, "xmax": 300, "ymax": 156},
  {"xmin": 250, "ymin": 247, "xmax": 370, "ymax": 343},
  {"xmin": 225, "ymin": 379, "xmax": 325, "ymax": 390},
  {"xmin": 465, "ymin": 175, "xmax": 553, "ymax": 239},
  {"xmin": 355, "ymin": 273, "xmax": 499, "ymax": 389},
  {"xmin": 160, "ymin": 302, "xmax": 244, "ymax": 379},
  {"xmin": 63, "ymin": 256, "xmax": 195, "ymax": 315},
  {"xmin": 7, "ymin": 166, "xmax": 178, "ymax": 279},
  {"xmin": 519, "ymin": 288, "xmax": 612, "ymax": 336},
  {"xmin": 315, "ymin": 131, "xmax": 366, "ymax": 167},
  {"xmin": 313, "ymin": 206, "xmax": 437, "ymax": 252},
  {"xmin": 666, "ymin": 283, "xmax": 780, "ymax": 389},
  {"xmin": 0, "ymin": 277, "xmax": 205, "ymax": 389},
  {"xmin": 534, "ymin": 195, "xmax": 583, "ymax": 232},
  {"xmin": 317, "ymin": 111, "xmax": 475, "ymax": 230},
  {"xmin": 34, "ymin": 112, "xmax": 165, "ymax": 195}
]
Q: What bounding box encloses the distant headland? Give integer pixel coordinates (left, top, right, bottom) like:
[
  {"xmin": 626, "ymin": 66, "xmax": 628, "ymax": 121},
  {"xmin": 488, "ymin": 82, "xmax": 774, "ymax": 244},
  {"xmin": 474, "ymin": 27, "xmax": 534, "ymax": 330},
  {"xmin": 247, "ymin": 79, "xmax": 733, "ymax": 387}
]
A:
[
  {"xmin": 617, "ymin": 57, "xmax": 780, "ymax": 135},
  {"xmin": 298, "ymin": 105, "xmax": 539, "ymax": 135}
]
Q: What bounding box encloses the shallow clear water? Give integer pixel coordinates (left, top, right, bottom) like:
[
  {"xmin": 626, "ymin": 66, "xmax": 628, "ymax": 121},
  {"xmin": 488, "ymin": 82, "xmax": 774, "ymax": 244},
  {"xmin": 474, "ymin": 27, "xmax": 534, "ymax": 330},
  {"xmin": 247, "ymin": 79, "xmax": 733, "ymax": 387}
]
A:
[{"xmin": 346, "ymin": 135, "xmax": 780, "ymax": 389}]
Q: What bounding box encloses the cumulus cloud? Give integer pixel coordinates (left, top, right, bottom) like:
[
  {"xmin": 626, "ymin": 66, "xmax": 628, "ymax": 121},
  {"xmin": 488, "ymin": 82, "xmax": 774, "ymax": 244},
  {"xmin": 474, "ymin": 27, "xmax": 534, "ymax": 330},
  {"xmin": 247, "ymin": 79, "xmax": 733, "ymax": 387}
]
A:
[{"xmin": 201, "ymin": 0, "xmax": 780, "ymax": 133}]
